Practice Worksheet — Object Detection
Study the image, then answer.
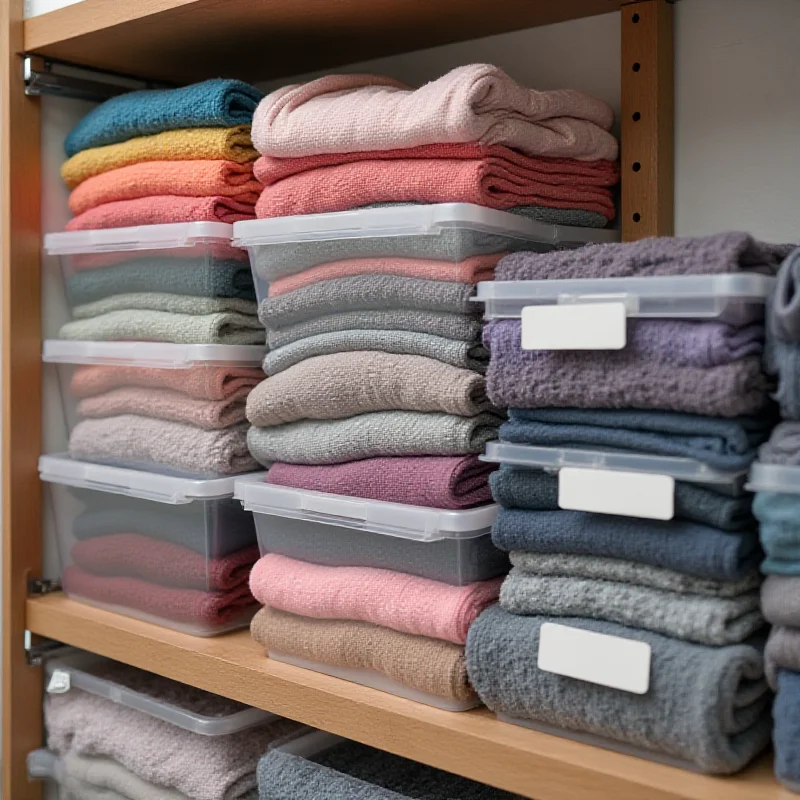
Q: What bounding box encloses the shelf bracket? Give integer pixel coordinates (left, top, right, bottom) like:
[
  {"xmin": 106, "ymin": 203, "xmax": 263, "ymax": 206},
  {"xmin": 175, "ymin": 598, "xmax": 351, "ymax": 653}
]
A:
[
  {"xmin": 27, "ymin": 577, "xmax": 61, "ymax": 596},
  {"xmin": 23, "ymin": 631, "xmax": 64, "ymax": 668}
]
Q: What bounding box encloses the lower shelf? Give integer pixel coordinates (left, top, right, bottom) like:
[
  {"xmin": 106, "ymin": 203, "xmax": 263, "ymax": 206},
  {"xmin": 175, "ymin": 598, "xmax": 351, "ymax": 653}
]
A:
[{"xmin": 27, "ymin": 594, "xmax": 787, "ymax": 800}]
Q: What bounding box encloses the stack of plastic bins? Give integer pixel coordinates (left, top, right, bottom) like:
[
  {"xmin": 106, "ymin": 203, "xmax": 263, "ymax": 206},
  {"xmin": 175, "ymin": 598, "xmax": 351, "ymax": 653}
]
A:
[
  {"xmin": 235, "ymin": 477, "xmax": 502, "ymax": 710},
  {"xmin": 40, "ymin": 455, "xmax": 262, "ymax": 635}
]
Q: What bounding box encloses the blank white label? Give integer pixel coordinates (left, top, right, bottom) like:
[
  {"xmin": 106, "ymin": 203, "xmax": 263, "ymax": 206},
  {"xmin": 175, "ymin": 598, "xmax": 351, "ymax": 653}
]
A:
[
  {"xmin": 558, "ymin": 467, "xmax": 675, "ymax": 520},
  {"xmin": 538, "ymin": 623, "xmax": 651, "ymax": 694},
  {"xmin": 46, "ymin": 669, "xmax": 71, "ymax": 694},
  {"xmin": 520, "ymin": 303, "xmax": 627, "ymax": 350}
]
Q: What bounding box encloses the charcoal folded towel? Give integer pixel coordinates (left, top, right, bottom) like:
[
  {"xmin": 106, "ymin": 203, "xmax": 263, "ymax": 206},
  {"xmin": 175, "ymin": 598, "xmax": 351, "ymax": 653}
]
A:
[
  {"xmin": 753, "ymin": 492, "xmax": 800, "ymax": 574},
  {"xmin": 465, "ymin": 607, "xmax": 772, "ymax": 774},
  {"xmin": 761, "ymin": 575, "xmax": 800, "ymax": 625},
  {"xmin": 765, "ymin": 626, "xmax": 800, "ymax": 689},
  {"xmin": 771, "ymin": 249, "xmax": 800, "ymax": 341},
  {"xmin": 773, "ymin": 670, "xmax": 800, "ymax": 792}
]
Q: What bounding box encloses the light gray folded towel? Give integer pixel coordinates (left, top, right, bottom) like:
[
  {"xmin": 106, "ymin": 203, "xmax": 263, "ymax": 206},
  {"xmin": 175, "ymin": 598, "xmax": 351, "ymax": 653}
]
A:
[{"xmin": 72, "ymin": 292, "xmax": 258, "ymax": 319}]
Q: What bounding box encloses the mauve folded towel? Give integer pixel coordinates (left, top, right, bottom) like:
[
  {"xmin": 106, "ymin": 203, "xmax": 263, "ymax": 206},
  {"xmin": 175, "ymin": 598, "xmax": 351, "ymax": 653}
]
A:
[
  {"xmin": 500, "ymin": 569, "xmax": 763, "ymax": 646},
  {"xmin": 266, "ymin": 455, "xmax": 494, "ymax": 509},
  {"xmin": 69, "ymin": 416, "xmax": 256, "ymax": 476},
  {"xmin": 773, "ymin": 670, "xmax": 800, "ymax": 791},
  {"xmin": 758, "ymin": 422, "xmax": 800, "ymax": 464},
  {"xmin": 247, "ymin": 411, "xmax": 501, "ymax": 467},
  {"xmin": 264, "ymin": 329, "xmax": 488, "ymax": 376},
  {"xmin": 71, "ymin": 534, "xmax": 259, "ymax": 591},
  {"xmin": 770, "ymin": 249, "xmax": 800, "ymax": 341},
  {"xmin": 253, "ymin": 65, "xmax": 617, "ymax": 160},
  {"xmin": 761, "ymin": 575, "xmax": 800, "ymax": 626},
  {"xmin": 765, "ymin": 627, "xmax": 800, "ymax": 689},
  {"xmin": 496, "ymin": 231, "xmax": 793, "ymax": 280},
  {"xmin": 491, "ymin": 467, "xmax": 754, "ymax": 531},
  {"xmin": 251, "ymin": 606, "xmax": 475, "ymax": 702},
  {"xmin": 250, "ymin": 553, "xmax": 501, "ymax": 644},
  {"xmin": 753, "ymin": 492, "xmax": 800, "ymax": 574},
  {"xmin": 492, "ymin": 509, "xmax": 761, "ymax": 581},
  {"xmin": 484, "ymin": 320, "xmax": 769, "ymax": 417},
  {"xmin": 498, "ymin": 408, "xmax": 769, "ymax": 471},
  {"xmin": 246, "ymin": 352, "xmax": 488, "ymax": 426},
  {"xmin": 465, "ymin": 607, "xmax": 771, "ymax": 774},
  {"xmin": 73, "ymin": 293, "xmax": 257, "ymax": 320}
]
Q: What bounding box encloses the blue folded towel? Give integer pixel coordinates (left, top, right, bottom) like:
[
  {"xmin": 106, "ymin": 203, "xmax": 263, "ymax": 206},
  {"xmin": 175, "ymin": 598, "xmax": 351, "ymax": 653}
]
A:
[
  {"xmin": 492, "ymin": 509, "xmax": 761, "ymax": 581},
  {"xmin": 64, "ymin": 79, "xmax": 264, "ymax": 157},
  {"xmin": 773, "ymin": 669, "xmax": 800, "ymax": 791},
  {"xmin": 753, "ymin": 492, "xmax": 800, "ymax": 574},
  {"xmin": 500, "ymin": 408, "xmax": 771, "ymax": 472}
]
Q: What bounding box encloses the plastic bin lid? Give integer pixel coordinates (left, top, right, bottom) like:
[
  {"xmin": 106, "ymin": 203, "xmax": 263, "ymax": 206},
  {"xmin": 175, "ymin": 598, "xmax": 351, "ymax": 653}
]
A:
[
  {"xmin": 44, "ymin": 651, "xmax": 276, "ymax": 735},
  {"xmin": 44, "ymin": 221, "xmax": 234, "ymax": 254},
  {"xmin": 272, "ymin": 728, "xmax": 347, "ymax": 758},
  {"xmin": 481, "ymin": 441, "xmax": 746, "ymax": 486},
  {"xmin": 232, "ymin": 203, "xmax": 618, "ymax": 247},
  {"xmin": 746, "ymin": 461, "xmax": 800, "ymax": 494},
  {"xmin": 234, "ymin": 475, "xmax": 498, "ymax": 541},
  {"xmin": 27, "ymin": 749, "xmax": 60, "ymax": 781},
  {"xmin": 39, "ymin": 454, "xmax": 267, "ymax": 503},
  {"xmin": 43, "ymin": 339, "xmax": 266, "ymax": 368}
]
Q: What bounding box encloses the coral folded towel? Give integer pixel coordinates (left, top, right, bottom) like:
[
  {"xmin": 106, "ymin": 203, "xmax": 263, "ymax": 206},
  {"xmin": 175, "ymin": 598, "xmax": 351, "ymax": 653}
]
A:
[
  {"xmin": 252, "ymin": 65, "xmax": 618, "ymax": 161},
  {"xmin": 254, "ymin": 144, "xmax": 618, "ymax": 220},
  {"xmin": 69, "ymin": 160, "xmax": 262, "ymax": 216},
  {"xmin": 251, "ymin": 606, "xmax": 476, "ymax": 702},
  {"xmin": 71, "ymin": 535, "xmax": 259, "ymax": 591},
  {"xmin": 250, "ymin": 553, "xmax": 501, "ymax": 644}
]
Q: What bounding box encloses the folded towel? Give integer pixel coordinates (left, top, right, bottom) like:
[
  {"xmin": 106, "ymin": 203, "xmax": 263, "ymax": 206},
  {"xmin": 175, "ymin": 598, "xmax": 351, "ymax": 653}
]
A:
[
  {"xmin": 465, "ymin": 607, "xmax": 771, "ymax": 774},
  {"xmin": 46, "ymin": 687, "xmax": 297, "ymax": 800},
  {"xmin": 70, "ymin": 364, "xmax": 262, "ymax": 401},
  {"xmin": 59, "ymin": 308, "xmax": 264, "ymax": 345},
  {"xmin": 498, "ymin": 407, "xmax": 769, "ymax": 471},
  {"xmin": 770, "ymin": 248, "xmax": 800, "ymax": 340},
  {"xmin": 765, "ymin": 626, "xmax": 800, "ymax": 689},
  {"xmin": 490, "ymin": 467, "xmax": 754, "ymax": 531},
  {"xmin": 66, "ymin": 195, "xmax": 254, "ymax": 230},
  {"xmin": 758, "ymin": 422, "xmax": 800, "ymax": 464},
  {"xmin": 69, "ymin": 416, "xmax": 256, "ymax": 476},
  {"xmin": 71, "ymin": 534, "xmax": 259, "ymax": 591},
  {"xmin": 500, "ymin": 568, "xmax": 763, "ymax": 646},
  {"xmin": 761, "ymin": 575, "xmax": 800, "ymax": 625},
  {"xmin": 62, "ymin": 126, "xmax": 258, "ymax": 189},
  {"xmin": 251, "ymin": 553, "xmax": 501, "ymax": 645},
  {"xmin": 69, "ymin": 160, "xmax": 261, "ymax": 215},
  {"xmin": 492, "ymin": 509, "xmax": 761, "ymax": 581},
  {"xmin": 266, "ymin": 455, "xmax": 495, "ymax": 509},
  {"xmin": 485, "ymin": 320, "xmax": 769, "ymax": 417},
  {"xmin": 264, "ymin": 329, "xmax": 488, "ymax": 376},
  {"xmin": 753, "ymin": 492, "xmax": 800, "ymax": 574},
  {"xmin": 251, "ymin": 606, "xmax": 475, "ymax": 702},
  {"xmin": 247, "ymin": 352, "xmax": 488, "ymax": 426},
  {"xmin": 764, "ymin": 327, "xmax": 800, "ymax": 420},
  {"xmin": 72, "ymin": 293, "xmax": 257, "ymax": 319},
  {"xmin": 773, "ymin": 670, "xmax": 800, "ymax": 791},
  {"xmin": 496, "ymin": 231, "xmax": 793, "ymax": 280},
  {"xmin": 247, "ymin": 411, "xmax": 501, "ymax": 467},
  {"xmin": 252, "ymin": 66, "xmax": 617, "ymax": 160},
  {"xmin": 268, "ymin": 253, "xmax": 501, "ymax": 298}
]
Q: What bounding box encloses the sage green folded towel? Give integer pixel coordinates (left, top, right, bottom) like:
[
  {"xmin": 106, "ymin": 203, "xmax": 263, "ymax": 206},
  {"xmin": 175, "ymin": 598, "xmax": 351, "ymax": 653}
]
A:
[{"xmin": 72, "ymin": 292, "xmax": 257, "ymax": 319}]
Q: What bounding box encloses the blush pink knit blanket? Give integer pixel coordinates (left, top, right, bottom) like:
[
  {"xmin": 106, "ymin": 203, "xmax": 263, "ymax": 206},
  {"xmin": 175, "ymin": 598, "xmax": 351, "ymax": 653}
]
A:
[
  {"xmin": 252, "ymin": 65, "xmax": 618, "ymax": 161},
  {"xmin": 250, "ymin": 553, "xmax": 502, "ymax": 644}
]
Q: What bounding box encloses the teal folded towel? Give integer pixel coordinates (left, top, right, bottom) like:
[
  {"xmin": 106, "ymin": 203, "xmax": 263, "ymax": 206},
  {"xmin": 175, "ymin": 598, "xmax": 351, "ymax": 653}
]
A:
[
  {"xmin": 753, "ymin": 492, "xmax": 800, "ymax": 574},
  {"xmin": 65, "ymin": 79, "xmax": 263, "ymax": 157}
]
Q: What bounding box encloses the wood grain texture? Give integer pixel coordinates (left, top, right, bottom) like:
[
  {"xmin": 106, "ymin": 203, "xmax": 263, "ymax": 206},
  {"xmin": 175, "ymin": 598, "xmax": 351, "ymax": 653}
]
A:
[
  {"xmin": 1, "ymin": 0, "xmax": 43, "ymax": 796},
  {"xmin": 27, "ymin": 594, "xmax": 792, "ymax": 800},
  {"xmin": 620, "ymin": 0, "xmax": 674, "ymax": 240},
  {"xmin": 25, "ymin": 0, "xmax": 626, "ymax": 83}
]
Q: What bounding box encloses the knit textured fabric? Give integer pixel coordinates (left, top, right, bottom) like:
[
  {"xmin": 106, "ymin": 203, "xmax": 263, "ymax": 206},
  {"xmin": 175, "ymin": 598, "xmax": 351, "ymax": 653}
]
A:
[
  {"xmin": 72, "ymin": 293, "xmax": 257, "ymax": 320},
  {"xmin": 253, "ymin": 65, "xmax": 617, "ymax": 160},
  {"xmin": 46, "ymin": 687, "xmax": 298, "ymax": 800},
  {"xmin": 753, "ymin": 492, "xmax": 800, "ymax": 574},
  {"xmin": 498, "ymin": 407, "xmax": 770, "ymax": 471},
  {"xmin": 251, "ymin": 606, "xmax": 475, "ymax": 702},
  {"xmin": 250, "ymin": 553, "xmax": 501, "ymax": 644},
  {"xmin": 69, "ymin": 416, "xmax": 256, "ymax": 476},
  {"xmin": 500, "ymin": 568, "xmax": 763, "ymax": 646},
  {"xmin": 266, "ymin": 455, "xmax": 495, "ymax": 509},
  {"xmin": 490, "ymin": 466, "xmax": 754, "ymax": 531},
  {"xmin": 757, "ymin": 422, "xmax": 800, "ymax": 463},
  {"xmin": 247, "ymin": 411, "xmax": 501, "ymax": 467},
  {"xmin": 761, "ymin": 575, "xmax": 800, "ymax": 625},
  {"xmin": 61, "ymin": 126, "xmax": 258, "ymax": 189},
  {"xmin": 770, "ymin": 248, "xmax": 800, "ymax": 340},
  {"xmin": 264, "ymin": 329, "xmax": 488, "ymax": 376},
  {"xmin": 763, "ymin": 333, "xmax": 800, "ymax": 420},
  {"xmin": 765, "ymin": 626, "xmax": 800, "ymax": 689},
  {"xmin": 465, "ymin": 607, "xmax": 771, "ymax": 774},
  {"xmin": 492, "ymin": 509, "xmax": 761, "ymax": 581},
  {"xmin": 508, "ymin": 204, "xmax": 608, "ymax": 228},
  {"xmin": 246, "ymin": 352, "xmax": 488, "ymax": 425},
  {"xmin": 773, "ymin": 670, "xmax": 800, "ymax": 790}
]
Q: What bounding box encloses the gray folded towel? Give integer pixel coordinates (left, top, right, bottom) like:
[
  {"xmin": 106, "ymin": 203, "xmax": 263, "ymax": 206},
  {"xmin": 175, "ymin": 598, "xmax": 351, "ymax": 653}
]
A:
[
  {"xmin": 765, "ymin": 626, "xmax": 800, "ymax": 689},
  {"xmin": 771, "ymin": 249, "xmax": 800, "ymax": 341},
  {"xmin": 758, "ymin": 422, "xmax": 800, "ymax": 464},
  {"xmin": 761, "ymin": 575, "xmax": 800, "ymax": 626}
]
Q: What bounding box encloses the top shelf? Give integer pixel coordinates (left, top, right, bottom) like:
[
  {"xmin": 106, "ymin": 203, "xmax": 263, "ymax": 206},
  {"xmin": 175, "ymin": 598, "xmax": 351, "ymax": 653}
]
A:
[{"xmin": 23, "ymin": 0, "xmax": 626, "ymax": 83}]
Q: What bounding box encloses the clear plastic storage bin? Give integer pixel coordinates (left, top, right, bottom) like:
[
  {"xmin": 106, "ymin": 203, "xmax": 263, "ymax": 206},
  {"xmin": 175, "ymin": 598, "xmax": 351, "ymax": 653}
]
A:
[
  {"xmin": 40, "ymin": 454, "xmax": 261, "ymax": 635},
  {"xmin": 234, "ymin": 477, "xmax": 504, "ymax": 586},
  {"xmin": 747, "ymin": 462, "xmax": 800, "ymax": 494},
  {"xmin": 232, "ymin": 203, "xmax": 618, "ymax": 306}
]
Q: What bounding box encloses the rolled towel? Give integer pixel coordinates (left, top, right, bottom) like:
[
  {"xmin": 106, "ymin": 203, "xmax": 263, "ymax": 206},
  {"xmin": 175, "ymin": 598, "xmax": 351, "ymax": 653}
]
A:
[
  {"xmin": 72, "ymin": 293, "xmax": 257, "ymax": 320},
  {"xmin": 765, "ymin": 626, "xmax": 800, "ymax": 689},
  {"xmin": 465, "ymin": 607, "xmax": 771, "ymax": 774},
  {"xmin": 753, "ymin": 492, "xmax": 800, "ymax": 574},
  {"xmin": 761, "ymin": 575, "xmax": 800, "ymax": 625},
  {"xmin": 770, "ymin": 248, "xmax": 800, "ymax": 341},
  {"xmin": 774, "ymin": 670, "xmax": 800, "ymax": 792},
  {"xmin": 757, "ymin": 422, "xmax": 800, "ymax": 464},
  {"xmin": 251, "ymin": 606, "xmax": 476, "ymax": 703}
]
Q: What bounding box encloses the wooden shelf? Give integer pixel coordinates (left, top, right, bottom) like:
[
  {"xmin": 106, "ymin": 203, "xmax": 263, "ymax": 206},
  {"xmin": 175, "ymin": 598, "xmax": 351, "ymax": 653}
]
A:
[
  {"xmin": 28, "ymin": 593, "xmax": 791, "ymax": 800},
  {"xmin": 23, "ymin": 0, "xmax": 626, "ymax": 83}
]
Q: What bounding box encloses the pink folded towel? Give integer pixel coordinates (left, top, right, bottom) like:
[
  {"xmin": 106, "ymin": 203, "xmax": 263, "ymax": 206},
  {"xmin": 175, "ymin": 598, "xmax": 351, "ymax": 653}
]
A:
[
  {"xmin": 253, "ymin": 65, "xmax": 618, "ymax": 161},
  {"xmin": 250, "ymin": 553, "xmax": 502, "ymax": 644}
]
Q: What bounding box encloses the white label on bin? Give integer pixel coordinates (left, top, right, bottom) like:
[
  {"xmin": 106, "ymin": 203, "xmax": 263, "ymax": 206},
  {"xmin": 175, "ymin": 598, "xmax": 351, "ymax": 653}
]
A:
[
  {"xmin": 538, "ymin": 623, "xmax": 651, "ymax": 694},
  {"xmin": 46, "ymin": 669, "xmax": 71, "ymax": 694},
  {"xmin": 520, "ymin": 303, "xmax": 627, "ymax": 350},
  {"xmin": 558, "ymin": 467, "xmax": 675, "ymax": 520}
]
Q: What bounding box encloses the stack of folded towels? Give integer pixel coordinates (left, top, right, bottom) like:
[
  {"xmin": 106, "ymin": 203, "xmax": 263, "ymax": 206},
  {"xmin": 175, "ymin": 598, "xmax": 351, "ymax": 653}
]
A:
[
  {"xmin": 58, "ymin": 79, "xmax": 265, "ymax": 345},
  {"xmin": 465, "ymin": 232, "xmax": 794, "ymax": 774}
]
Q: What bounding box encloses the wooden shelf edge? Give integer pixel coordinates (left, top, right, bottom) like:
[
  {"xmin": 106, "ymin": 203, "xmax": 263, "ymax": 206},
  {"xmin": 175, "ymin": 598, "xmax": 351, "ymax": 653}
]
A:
[{"xmin": 28, "ymin": 594, "xmax": 787, "ymax": 800}]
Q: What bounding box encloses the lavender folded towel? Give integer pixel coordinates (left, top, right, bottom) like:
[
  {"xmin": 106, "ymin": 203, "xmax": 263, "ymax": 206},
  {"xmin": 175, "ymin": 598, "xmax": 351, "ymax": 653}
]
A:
[
  {"xmin": 771, "ymin": 249, "xmax": 800, "ymax": 341},
  {"xmin": 765, "ymin": 626, "xmax": 800, "ymax": 689}
]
